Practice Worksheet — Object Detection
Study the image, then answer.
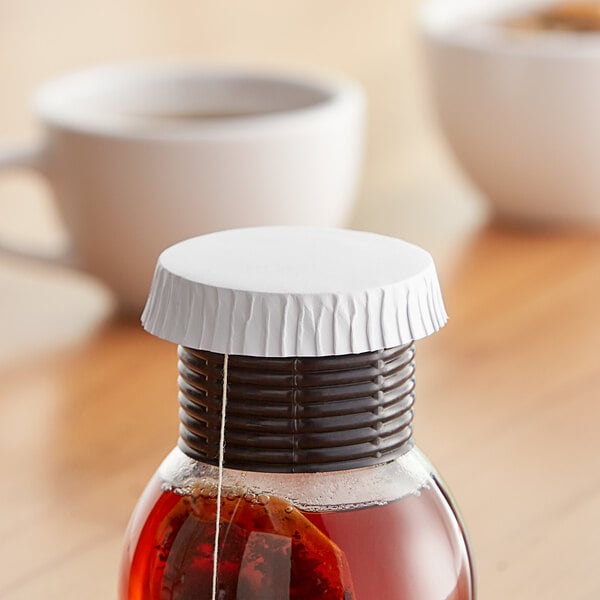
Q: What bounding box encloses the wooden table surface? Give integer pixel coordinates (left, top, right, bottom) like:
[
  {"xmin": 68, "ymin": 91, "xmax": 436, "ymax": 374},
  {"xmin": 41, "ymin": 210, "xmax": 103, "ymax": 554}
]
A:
[{"xmin": 1, "ymin": 2, "xmax": 600, "ymax": 599}]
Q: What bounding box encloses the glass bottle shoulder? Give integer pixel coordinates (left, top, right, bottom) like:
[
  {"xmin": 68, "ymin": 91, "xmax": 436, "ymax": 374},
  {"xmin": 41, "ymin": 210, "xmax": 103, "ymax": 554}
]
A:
[{"xmin": 157, "ymin": 445, "xmax": 437, "ymax": 511}]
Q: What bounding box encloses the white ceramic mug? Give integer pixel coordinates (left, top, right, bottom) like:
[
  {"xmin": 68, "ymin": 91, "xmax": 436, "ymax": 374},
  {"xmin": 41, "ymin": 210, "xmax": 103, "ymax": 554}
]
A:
[{"xmin": 0, "ymin": 64, "xmax": 365, "ymax": 312}]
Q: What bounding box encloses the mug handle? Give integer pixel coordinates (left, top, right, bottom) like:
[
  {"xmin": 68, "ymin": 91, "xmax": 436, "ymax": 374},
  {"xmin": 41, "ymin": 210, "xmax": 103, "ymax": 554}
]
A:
[{"xmin": 0, "ymin": 142, "xmax": 73, "ymax": 266}]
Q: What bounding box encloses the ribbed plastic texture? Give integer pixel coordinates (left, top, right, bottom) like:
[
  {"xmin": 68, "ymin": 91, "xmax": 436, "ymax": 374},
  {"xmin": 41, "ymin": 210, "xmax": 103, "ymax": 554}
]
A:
[
  {"xmin": 142, "ymin": 227, "xmax": 447, "ymax": 357},
  {"xmin": 177, "ymin": 344, "xmax": 416, "ymax": 473}
]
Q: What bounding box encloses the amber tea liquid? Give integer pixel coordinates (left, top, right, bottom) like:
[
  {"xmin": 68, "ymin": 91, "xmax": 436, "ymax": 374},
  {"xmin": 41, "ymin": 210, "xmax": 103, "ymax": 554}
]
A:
[{"xmin": 121, "ymin": 476, "xmax": 473, "ymax": 600}]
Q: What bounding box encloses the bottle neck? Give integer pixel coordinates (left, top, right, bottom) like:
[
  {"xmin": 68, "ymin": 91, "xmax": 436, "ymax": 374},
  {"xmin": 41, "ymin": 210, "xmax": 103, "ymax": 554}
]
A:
[{"xmin": 177, "ymin": 343, "xmax": 416, "ymax": 474}]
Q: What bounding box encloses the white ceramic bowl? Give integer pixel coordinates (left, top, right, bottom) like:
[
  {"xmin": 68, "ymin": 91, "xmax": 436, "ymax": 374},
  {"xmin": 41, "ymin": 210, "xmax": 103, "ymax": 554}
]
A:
[{"xmin": 421, "ymin": 0, "xmax": 600, "ymax": 226}]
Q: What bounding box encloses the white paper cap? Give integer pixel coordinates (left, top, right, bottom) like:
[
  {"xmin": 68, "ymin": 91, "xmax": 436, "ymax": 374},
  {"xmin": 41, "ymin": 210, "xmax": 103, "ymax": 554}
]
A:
[{"xmin": 142, "ymin": 227, "xmax": 447, "ymax": 357}]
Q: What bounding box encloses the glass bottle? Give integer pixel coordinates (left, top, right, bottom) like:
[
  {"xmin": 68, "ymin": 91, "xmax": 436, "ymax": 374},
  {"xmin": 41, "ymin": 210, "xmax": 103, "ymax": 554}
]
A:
[{"xmin": 119, "ymin": 227, "xmax": 475, "ymax": 600}]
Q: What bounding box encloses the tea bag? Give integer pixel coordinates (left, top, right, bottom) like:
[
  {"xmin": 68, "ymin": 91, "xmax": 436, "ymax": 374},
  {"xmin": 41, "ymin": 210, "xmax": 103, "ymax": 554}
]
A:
[{"xmin": 158, "ymin": 489, "xmax": 355, "ymax": 600}]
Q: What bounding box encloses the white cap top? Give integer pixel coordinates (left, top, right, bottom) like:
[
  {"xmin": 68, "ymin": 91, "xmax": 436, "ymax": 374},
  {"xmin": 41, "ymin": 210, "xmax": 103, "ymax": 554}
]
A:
[{"xmin": 142, "ymin": 227, "xmax": 447, "ymax": 356}]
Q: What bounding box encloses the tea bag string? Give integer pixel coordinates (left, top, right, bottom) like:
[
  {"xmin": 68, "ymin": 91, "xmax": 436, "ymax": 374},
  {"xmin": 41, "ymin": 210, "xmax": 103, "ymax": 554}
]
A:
[{"xmin": 212, "ymin": 353, "xmax": 229, "ymax": 600}]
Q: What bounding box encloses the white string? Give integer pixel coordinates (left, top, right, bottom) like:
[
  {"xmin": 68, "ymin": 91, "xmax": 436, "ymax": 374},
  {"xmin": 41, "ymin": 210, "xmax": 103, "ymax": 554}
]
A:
[{"xmin": 211, "ymin": 353, "xmax": 228, "ymax": 600}]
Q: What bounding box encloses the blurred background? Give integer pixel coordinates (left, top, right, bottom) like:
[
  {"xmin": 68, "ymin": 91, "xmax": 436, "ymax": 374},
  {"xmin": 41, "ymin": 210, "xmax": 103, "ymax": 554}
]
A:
[
  {"xmin": 1, "ymin": 1, "xmax": 599, "ymax": 599},
  {"xmin": 0, "ymin": 0, "xmax": 484, "ymax": 363}
]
